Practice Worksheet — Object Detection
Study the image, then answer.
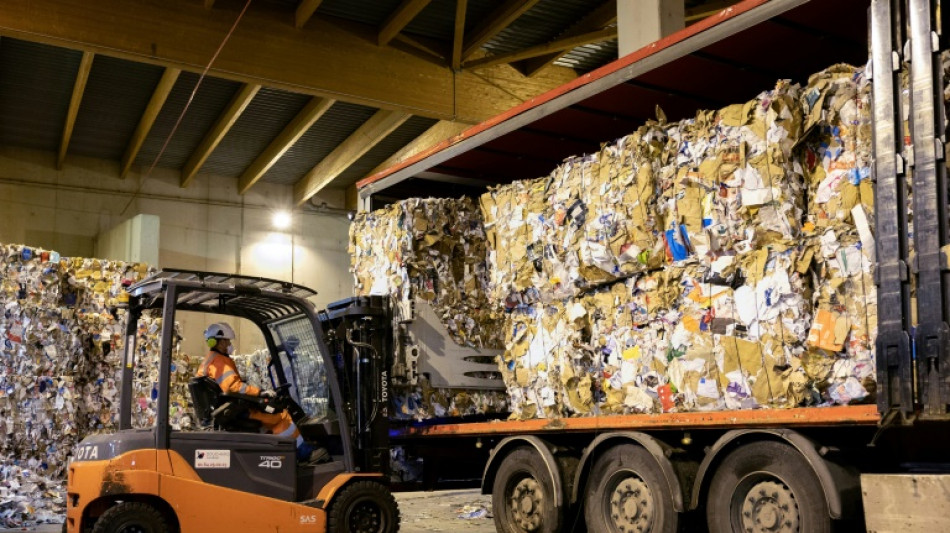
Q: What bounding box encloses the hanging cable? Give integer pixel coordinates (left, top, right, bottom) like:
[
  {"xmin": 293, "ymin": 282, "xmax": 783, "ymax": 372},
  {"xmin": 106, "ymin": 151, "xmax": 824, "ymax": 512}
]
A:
[{"xmin": 120, "ymin": 0, "xmax": 254, "ymax": 216}]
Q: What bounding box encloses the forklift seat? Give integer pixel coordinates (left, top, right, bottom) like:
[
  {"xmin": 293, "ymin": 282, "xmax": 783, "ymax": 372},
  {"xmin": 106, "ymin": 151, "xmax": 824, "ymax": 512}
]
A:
[
  {"xmin": 188, "ymin": 376, "xmax": 262, "ymax": 432},
  {"xmin": 189, "ymin": 376, "xmax": 219, "ymax": 426}
]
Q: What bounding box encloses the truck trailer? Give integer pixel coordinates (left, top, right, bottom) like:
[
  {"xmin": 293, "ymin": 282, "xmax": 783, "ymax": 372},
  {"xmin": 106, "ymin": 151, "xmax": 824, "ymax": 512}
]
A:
[{"xmin": 358, "ymin": 0, "xmax": 950, "ymax": 531}]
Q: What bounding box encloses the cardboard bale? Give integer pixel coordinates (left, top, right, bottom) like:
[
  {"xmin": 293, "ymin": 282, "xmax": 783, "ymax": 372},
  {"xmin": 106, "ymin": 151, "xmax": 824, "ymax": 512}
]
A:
[
  {"xmin": 799, "ymin": 65, "xmax": 877, "ymax": 404},
  {"xmin": 656, "ymin": 80, "xmax": 805, "ymax": 263},
  {"xmin": 488, "ymin": 82, "xmax": 817, "ymax": 419},
  {"xmin": 350, "ymin": 197, "xmax": 502, "ymax": 349},
  {"xmin": 0, "ymin": 243, "xmax": 173, "ymax": 527},
  {"xmin": 498, "ymin": 300, "xmax": 592, "ymax": 420},
  {"xmin": 350, "ymin": 198, "xmax": 508, "ymax": 419},
  {"xmin": 481, "ymin": 128, "xmax": 667, "ymax": 306}
]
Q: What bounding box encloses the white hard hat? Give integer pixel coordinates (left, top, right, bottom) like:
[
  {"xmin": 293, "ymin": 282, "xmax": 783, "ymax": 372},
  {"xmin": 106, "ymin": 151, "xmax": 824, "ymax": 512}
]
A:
[{"xmin": 204, "ymin": 322, "xmax": 236, "ymax": 341}]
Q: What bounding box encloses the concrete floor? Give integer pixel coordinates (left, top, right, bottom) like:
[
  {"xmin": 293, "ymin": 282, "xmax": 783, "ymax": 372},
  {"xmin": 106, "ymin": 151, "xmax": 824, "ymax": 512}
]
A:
[{"xmin": 1, "ymin": 489, "xmax": 497, "ymax": 533}]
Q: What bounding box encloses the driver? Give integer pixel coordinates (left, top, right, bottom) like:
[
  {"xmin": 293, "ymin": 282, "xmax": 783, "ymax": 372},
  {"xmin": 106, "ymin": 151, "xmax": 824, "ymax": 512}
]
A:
[{"xmin": 197, "ymin": 322, "xmax": 327, "ymax": 464}]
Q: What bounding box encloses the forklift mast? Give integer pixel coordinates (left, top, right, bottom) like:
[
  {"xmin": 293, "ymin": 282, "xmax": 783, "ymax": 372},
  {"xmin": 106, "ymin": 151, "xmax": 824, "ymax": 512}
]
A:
[{"xmin": 319, "ymin": 295, "xmax": 393, "ymax": 476}]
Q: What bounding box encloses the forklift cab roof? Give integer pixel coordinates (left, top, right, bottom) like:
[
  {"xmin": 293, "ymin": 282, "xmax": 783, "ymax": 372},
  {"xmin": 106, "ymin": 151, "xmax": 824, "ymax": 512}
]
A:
[{"xmin": 129, "ymin": 269, "xmax": 318, "ymax": 324}]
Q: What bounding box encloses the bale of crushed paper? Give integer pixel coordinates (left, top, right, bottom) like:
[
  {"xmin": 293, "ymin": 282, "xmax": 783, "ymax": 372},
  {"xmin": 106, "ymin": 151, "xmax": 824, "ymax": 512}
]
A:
[
  {"xmin": 499, "ymin": 245, "xmax": 815, "ymax": 419},
  {"xmin": 482, "ymin": 81, "xmax": 805, "ymax": 309},
  {"xmin": 0, "ymin": 243, "xmax": 189, "ymax": 527},
  {"xmin": 480, "ymin": 127, "xmax": 668, "ymax": 307},
  {"xmin": 350, "ymin": 198, "xmax": 509, "ymax": 420},
  {"xmin": 489, "ymin": 82, "xmax": 815, "ymax": 419},
  {"xmin": 349, "ymin": 197, "xmax": 503, "ymax": 349},
  {"xmin": 799, "ymin": 65, "xmax": 877, "ymax": 404},
  {"xmin": 488, "ymin": 72, "xmax": 890, "ymax": 419}
]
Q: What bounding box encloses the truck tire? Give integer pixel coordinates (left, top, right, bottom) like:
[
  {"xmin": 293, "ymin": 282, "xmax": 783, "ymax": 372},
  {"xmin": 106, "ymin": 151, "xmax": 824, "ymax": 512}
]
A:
[
  {"xmin": 492, "ymin": 447, "xmax": 563, "ymax": 533},
  {"xmin": 327, "ymin": 480, "xmax": 400, "ymax": 533},
  {"xmin": 91, "ymin": 501, "xmax": 169, "ymax": 533},
  {"xmin": 706, "ymin": 440, "xmax": 830, "ymax": 533},
  {"xmin": 584, "ymin": 443, "xmax": 678, "ymax": 533}
]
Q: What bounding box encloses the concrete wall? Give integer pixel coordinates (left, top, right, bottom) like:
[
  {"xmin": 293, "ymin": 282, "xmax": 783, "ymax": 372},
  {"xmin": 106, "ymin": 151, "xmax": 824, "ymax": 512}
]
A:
[
  {"xmin": 96, "ymin": 213, "xmax": 161, "ymax": 265},
  {"xmin": 0, "ymin": 146, "xmax": 354, "ymax": 355}
]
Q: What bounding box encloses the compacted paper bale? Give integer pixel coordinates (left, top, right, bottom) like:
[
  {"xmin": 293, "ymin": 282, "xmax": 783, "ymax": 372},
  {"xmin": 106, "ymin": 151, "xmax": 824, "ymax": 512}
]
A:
[
  {"xmin": 0, "ymin": 243, "xmax": 173, "ymax": 527},
  {"xmin": 799, "ymin": 65, "xmax": 877, "ymax": 404}
]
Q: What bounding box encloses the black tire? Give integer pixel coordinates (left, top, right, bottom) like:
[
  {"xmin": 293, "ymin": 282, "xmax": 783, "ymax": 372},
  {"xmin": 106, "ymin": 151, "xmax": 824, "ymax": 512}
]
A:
[
  {"xmin": 91, "ymin": 502, "xmax": 169, "ymax": 533},
  {"xmin": 583, "ymin": 444, "xmax": 678, "ymax": 533},
  {"xmin": 492, "ymin": 447, "xmax": 564, "ymax": 533},
  {"xmin": 327, "ymin": 480, "xmax": 400, "ymax": 533},
  {"xmin": 706, "ymin": 440, "xmax": 831, "ymax": 533}
]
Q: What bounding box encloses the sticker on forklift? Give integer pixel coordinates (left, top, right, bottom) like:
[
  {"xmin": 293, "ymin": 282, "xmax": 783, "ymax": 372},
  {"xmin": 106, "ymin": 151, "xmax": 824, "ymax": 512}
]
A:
[{"xmin": 195, "ymin": 450, "xmax": 231, "ymax": 469}]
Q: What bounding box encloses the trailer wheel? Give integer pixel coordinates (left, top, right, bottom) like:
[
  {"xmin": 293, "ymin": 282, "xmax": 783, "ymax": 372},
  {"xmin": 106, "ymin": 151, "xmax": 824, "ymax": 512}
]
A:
[
  {"xmin": 583, "ymin": 443, "xmax": 678, "ymax": 533},
  {"xmin": 327, "ymin": 480, "xmax": 400, "ymax": 533},
  {"xmin": 492, "ymin": 447, "xmax": 563, "ymax": 533},
  {"xmin": 706, "ymin": 440, "xmax": 830, "ymax": 533},
  {"xmin": 91, "ymin": 502, "xmax": 169, "ymax": 533}
]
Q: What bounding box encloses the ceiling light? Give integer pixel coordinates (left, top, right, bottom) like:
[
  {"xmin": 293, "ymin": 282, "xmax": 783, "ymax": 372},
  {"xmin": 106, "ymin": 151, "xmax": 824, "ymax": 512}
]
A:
[{"xmin": 272, "ymin": 210, "xmax": 292, "ymax": 230}]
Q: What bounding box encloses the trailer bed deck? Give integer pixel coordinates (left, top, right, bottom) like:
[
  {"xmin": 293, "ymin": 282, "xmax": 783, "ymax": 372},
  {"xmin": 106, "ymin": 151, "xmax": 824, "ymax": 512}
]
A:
[{"xmin": 393, "ymin": 405, "xmax": 880, "ymax": 438}]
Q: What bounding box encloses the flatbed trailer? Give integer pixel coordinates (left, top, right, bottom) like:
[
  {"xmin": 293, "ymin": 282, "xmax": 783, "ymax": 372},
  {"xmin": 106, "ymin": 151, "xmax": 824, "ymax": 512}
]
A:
[{"xmin": 360, "ymin": 0, "xmax": 950, "ymax": 531}]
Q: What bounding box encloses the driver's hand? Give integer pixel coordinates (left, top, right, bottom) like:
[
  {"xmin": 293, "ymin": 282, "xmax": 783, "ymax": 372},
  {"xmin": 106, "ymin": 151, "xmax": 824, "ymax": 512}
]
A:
[{"xmin": 260, "ymin": 390, "xmax": 277, "ymax": 399}]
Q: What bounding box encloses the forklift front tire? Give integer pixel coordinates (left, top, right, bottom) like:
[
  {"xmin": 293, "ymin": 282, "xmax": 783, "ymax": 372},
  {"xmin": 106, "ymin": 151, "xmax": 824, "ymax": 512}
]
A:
[
  {"xmin": 327, "ymin": 481, "xmax": 400, "ymax": 533},
  {"xmin": 91, "ymin": 501, "xmax": 170, "ymax": 533}
]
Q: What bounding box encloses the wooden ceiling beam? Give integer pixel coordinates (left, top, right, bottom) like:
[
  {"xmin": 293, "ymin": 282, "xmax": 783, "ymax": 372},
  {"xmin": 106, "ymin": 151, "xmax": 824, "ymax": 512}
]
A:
[
  {"xmin": 119, "ymin": 67, "xmax": 180, "ymax": 179},
  {"xmin": 392, "ymin": 33, "xmax": 446, "ymax": 64},
  {"xmin": 180, "ymin": 83, "xmax": 260, "ymax": 188},
  {"xmin": 465, "ymin": 27, "xmax": 617, "ymax": 70},
  {"xmin": 461, "ymin": 0, "xmax": 540, "ymax": 62},
  {"xmin": 57, "ymin": 51, "xmax": 93, "ymax": 170},
  {"xmin": 0, "ymin": 0, "xmax": 578, "ymax": 123},
  {"xmin": 294, "ymin": 110, "xmax": 410, "ymax": 205},
  {"xmin": 518, "ymin": 0, "xmax": 617, "ymax": 77},
  {"xmin": 378, "ymin": 0, "xmax": 431, "ymax": 46},
  {"xmin": 451, "ymin": 0, "xmax": 467, "ymax": 71},
  {"xmin": 203, "ymin": 0, "xmax": 215, "ymax": 8},
  {"xmin": 295, "ymin": 0, "xmax": 323, "ymax": 29},
  {"xmin": 366, "ymin": 120, "xmax": 468, "ymax": 179},
  {"xmin": 238, "ymin": 96, "xmax": 335, "ymax": 194}
]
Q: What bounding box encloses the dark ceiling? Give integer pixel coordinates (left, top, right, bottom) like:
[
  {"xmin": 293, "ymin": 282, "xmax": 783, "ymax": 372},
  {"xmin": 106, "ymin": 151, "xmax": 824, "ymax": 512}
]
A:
[{"xmin": 0, "ymin": 0, "xmax": 737, "ymax": 203}]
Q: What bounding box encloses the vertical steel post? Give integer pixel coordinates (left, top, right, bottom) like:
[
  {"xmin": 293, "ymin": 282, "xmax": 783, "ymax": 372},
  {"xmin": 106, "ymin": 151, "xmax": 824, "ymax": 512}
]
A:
[
  {"xmin": 908, "ymin": 0, "xmax": 950, "ymax": 417},
  {"xmin": 872, "ymin": 0, "xmax": 915, "ymax": 415},
  {"xmin": 118, "ymin": 297, "xmax": 139, "ymax": 430},
  {"xmin": 156, "ymin": 283, "xmax": 179, "ymax": 449}
]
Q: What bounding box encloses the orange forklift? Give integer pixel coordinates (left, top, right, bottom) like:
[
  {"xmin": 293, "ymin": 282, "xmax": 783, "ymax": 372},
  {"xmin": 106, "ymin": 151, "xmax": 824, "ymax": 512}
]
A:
[{"xmin": 65, "ymin": 270, "xmax": 399, "ymax": 532}]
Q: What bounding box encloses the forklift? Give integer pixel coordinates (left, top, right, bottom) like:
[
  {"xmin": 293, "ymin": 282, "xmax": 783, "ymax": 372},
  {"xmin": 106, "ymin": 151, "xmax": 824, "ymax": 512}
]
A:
[{"xmin": 65, "ymin": 270, "xmax": 400, "ymax": 532}]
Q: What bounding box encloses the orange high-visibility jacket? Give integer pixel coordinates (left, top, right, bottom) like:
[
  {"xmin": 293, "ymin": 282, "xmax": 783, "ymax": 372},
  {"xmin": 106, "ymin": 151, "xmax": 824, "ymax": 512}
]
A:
[{"xmin": 197, "ymin": 350, "xmax": 261, "ymax": 396}]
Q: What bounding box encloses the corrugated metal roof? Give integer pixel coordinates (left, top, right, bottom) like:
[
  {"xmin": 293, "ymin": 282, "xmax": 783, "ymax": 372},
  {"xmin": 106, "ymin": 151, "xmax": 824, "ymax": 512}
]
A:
[
  {"xmin": 334, "ymin": 115, "xmax": 438, "ymax": 187},
  {"xmin": 0, "ymin": 38, "xmax": 83, "ymax": 153},
  {"xmin": 199, "ymin": 87, "xmax": 311, "ymax": 179},
  {"xmin": 134, "ymin": 72, "xmax": 243, "ymax": 170},
  {"xmin": 259, "ymin": 101, "xmax": 378, "ymax": 185},
  {"xmin": 482, "ymin": 0, "xmax": 607, "ymax": 55},
  {"xmin": 403, "ymin": 0, "xmax": 499, "ymax": 42},
  {"xmin": 316, "ymin": 0, "xmax": 403, "ymax": 27},
  {"xmin": 69, "ymin": 55, "xmax": 165, "ymax": 161},
  {"xmin": 555, "ymin": 39, "xmax": 618, "ymax": 72}
]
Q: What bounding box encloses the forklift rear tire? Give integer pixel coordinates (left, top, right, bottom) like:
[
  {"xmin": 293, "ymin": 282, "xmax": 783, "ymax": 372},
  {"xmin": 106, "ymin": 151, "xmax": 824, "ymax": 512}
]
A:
[
  {"xmin": 91, "ymin": 502, "xmax": 169, "ymax": 533},
  {"xmin": 327, "ymin": 481, "xmax": 400, "ymax": 533}
]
